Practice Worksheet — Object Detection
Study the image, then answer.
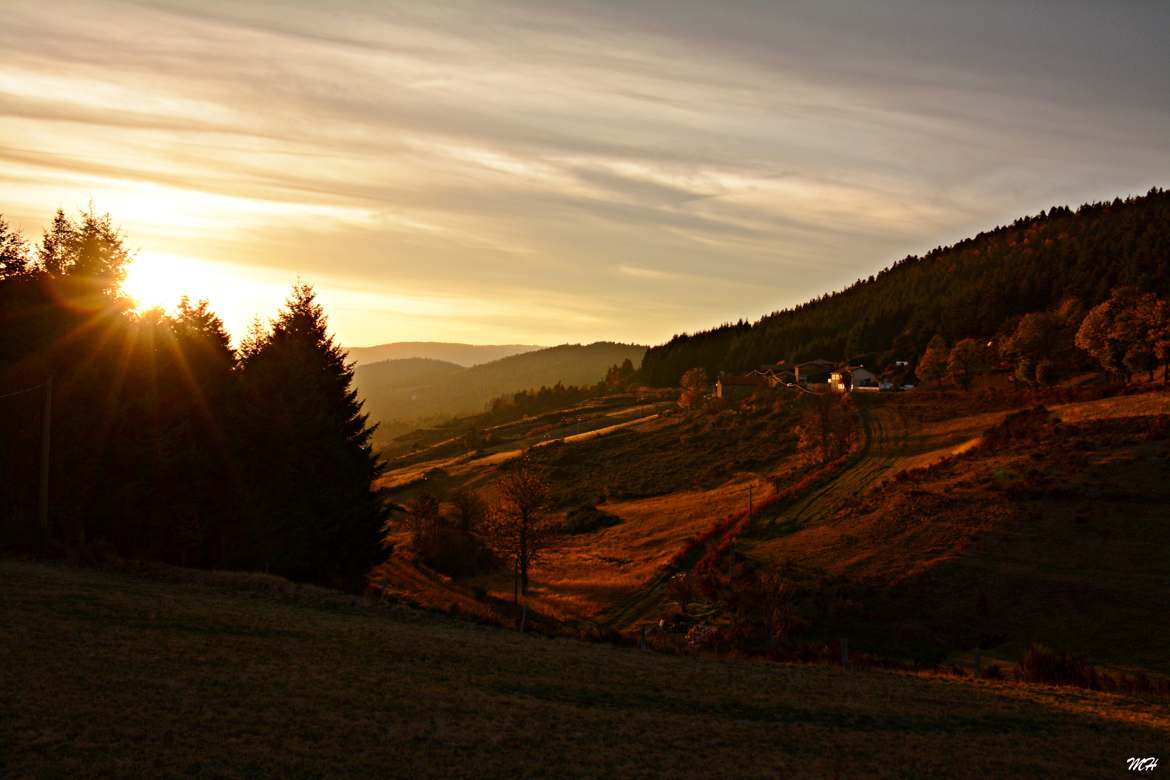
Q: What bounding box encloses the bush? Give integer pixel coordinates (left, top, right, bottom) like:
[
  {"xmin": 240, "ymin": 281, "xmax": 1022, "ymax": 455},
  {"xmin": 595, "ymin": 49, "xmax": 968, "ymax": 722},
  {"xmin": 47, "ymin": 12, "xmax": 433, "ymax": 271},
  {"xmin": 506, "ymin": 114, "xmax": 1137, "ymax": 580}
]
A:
[
  {"xmin": 1017, "ymin": 643, "xmax": 1099, "ymax": 688},
  {"xmin": 415, "ymin": 526, "xmax": 495, "ymax": 579},
  {"xmin": 561, "ymin": 505, "xmax": 622, "ymax": 534},
  {"xmin": 1017, "ymin": 644, "xmax": 1170, "ymax": 695},
  {"xmin": 983, "ymin": 406, "xmax": 1061, "ymax": 448}
]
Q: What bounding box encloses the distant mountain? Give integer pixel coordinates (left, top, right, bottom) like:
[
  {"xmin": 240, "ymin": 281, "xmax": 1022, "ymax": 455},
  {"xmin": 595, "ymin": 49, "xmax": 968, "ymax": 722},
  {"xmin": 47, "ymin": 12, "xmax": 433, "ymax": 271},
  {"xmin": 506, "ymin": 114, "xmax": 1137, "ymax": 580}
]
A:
[
  {"xmin": 344, "ymin": 341, "xmax": 542, "ymax": 367},
  {"xmin": 354, "ymin": 357, "xmax": 465, "ymax": 393},
  {"xmin": 355, "ymin": 342, "xmax": 647, "ymax": 433}
]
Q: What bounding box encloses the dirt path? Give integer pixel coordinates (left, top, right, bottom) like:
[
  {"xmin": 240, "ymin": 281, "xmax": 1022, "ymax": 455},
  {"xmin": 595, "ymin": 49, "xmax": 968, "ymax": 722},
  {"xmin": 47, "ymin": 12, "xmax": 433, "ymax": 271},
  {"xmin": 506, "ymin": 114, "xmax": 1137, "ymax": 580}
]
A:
[{"xmin": 597, "ymin": 397, "xmax": 894, "ymax": 632}]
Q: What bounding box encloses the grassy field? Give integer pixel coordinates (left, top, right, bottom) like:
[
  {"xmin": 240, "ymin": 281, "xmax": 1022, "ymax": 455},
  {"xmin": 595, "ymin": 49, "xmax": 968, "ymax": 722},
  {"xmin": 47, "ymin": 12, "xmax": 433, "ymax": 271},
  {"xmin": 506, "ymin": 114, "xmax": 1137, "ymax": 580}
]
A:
[
  {"xmin": 375, "ymin": 386, "xmax": 1170, "ymax": 649},
  {"xmin": 3, "ymin": 560, "xmax": 1167, "ymax": 779},
  {"xmin": 374, "ymin": 393, "xmax": 812, "ymax": 625},
  {"xmin": 741, "ymin": 390, "xmax": 1170, "ymax": 672}
]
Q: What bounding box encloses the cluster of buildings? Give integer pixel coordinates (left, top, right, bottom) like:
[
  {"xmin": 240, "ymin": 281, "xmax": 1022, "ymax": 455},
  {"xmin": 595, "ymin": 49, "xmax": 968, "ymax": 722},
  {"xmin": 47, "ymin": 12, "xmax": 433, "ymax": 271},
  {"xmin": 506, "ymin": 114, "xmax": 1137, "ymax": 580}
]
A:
[{"xmin": 714, "ymin": 359, "xmax": 913, "ymax": 401}]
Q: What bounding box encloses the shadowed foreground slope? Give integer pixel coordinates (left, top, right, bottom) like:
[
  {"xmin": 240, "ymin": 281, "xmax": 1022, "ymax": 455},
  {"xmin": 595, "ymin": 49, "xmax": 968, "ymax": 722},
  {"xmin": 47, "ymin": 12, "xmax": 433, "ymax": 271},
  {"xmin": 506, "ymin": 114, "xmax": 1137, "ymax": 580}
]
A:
[{"xmin": 2, "ymin": 561, "xmax": 1165, "ymax": 778}]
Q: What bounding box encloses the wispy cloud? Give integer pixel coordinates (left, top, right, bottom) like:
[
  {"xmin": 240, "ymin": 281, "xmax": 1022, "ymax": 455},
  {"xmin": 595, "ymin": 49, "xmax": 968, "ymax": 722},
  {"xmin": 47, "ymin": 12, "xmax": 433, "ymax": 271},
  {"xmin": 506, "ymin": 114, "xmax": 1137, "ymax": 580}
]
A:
[{"xmin": 1, "ymin": 0, "xmax": 1167, "ymax": 346}]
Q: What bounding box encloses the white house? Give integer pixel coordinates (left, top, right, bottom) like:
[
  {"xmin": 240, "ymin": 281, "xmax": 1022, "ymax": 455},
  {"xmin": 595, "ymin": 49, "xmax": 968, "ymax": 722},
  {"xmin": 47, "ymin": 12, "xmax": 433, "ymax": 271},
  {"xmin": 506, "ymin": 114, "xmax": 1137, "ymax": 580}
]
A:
[{"xmin": 829, "ymin": 366, "xmax": 879, "ymax": 393}]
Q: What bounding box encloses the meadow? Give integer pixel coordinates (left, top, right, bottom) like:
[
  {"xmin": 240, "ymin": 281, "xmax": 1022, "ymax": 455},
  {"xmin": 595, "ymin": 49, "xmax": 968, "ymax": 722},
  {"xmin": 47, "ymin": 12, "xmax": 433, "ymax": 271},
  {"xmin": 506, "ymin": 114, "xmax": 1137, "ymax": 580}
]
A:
[
  {"xmin": 3, "ymin": 559, "xmax": 1166, "ymax": 779},
  {"xmin": 371, "ymin": 384, "xmax": 1170, "ymax": 687}
]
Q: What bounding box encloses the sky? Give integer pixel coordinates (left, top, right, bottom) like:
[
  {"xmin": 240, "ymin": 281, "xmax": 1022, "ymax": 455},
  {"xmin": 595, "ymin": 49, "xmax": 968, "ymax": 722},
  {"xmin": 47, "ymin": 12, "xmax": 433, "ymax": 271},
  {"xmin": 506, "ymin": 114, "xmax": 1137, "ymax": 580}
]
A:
[{"xmin": 2, "ymin": 1, "xmax": 1168, "ymax": 347}]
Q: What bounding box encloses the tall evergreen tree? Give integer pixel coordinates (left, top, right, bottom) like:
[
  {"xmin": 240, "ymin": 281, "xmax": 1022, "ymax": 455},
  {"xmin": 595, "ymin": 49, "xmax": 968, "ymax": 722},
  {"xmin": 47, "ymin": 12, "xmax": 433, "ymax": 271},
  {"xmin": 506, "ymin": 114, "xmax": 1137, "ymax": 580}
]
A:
[
  {"xmin": 37, "ymin": 207, "xmax": 132, "ymax": 294},
  {"xmin": 0, "ymin": 215, "xmax": 30, "ymax": 279},
  {"xmin": 238, "ymin": 283, "xmax": 387, "ymax": 586}
]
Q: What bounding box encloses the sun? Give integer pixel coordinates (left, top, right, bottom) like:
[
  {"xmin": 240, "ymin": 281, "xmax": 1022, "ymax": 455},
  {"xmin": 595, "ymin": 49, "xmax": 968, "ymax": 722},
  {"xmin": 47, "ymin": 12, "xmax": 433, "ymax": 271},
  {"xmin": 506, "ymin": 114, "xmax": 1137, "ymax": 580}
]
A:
[{"xmin": 120, "ymin": 251, "xmax": 204, "ymax": 312}]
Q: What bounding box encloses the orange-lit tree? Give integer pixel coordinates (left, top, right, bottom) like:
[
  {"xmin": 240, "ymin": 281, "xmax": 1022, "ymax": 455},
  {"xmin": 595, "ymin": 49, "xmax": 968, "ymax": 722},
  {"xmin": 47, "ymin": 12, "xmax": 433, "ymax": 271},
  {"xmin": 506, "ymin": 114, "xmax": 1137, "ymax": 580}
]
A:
[{"xmin": 487, "ymin": 458, "xmax": 552, "ymax": 601}]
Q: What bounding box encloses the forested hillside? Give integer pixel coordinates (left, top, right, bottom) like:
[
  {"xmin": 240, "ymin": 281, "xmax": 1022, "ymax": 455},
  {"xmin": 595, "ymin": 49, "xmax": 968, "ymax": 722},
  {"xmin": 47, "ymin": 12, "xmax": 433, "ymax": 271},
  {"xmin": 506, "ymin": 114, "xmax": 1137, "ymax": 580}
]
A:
[
  {"xmin": 355, "ymin": 342, "xmax": 646, "ymax": 431},
  {"xmin": 641, "ymin": 188, "xmax": 1170, "ymax": 385}
]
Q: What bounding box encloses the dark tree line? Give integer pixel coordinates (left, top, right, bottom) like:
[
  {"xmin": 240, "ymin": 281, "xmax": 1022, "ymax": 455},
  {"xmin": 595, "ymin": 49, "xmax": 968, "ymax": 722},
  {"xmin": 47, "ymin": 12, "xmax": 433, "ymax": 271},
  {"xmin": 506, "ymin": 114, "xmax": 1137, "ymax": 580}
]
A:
[
  {"xmin": 641, "ymin": 188, "xmax": 1170, "ymax": 385},
  {"xmin": 0, "ymin": 209, "xmax": 386, "ymax": 588}
]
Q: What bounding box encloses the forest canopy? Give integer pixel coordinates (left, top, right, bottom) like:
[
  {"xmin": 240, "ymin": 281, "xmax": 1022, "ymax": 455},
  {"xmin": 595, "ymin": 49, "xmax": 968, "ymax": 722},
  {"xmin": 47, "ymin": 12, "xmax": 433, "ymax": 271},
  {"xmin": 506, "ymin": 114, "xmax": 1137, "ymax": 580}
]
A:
[{"xmin": 640, "ymin": 189, "xmax": 1170, "ymax": 385}]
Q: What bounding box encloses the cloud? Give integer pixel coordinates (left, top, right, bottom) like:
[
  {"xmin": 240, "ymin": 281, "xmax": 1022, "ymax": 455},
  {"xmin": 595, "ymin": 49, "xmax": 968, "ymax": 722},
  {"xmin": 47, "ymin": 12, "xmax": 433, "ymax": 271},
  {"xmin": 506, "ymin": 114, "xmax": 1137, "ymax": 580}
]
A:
[{"xmin": 0, "ymin": 0, "xmax": 1167, "ymax": 346}]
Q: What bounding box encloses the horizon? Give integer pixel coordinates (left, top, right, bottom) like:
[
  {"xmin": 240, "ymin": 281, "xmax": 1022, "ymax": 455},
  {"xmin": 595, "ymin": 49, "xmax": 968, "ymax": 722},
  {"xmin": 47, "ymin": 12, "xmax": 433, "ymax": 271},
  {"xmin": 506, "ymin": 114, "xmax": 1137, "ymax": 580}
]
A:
[{"xmin": 3, "ymin": 1, "xmax": 1169, "ymax": 346}]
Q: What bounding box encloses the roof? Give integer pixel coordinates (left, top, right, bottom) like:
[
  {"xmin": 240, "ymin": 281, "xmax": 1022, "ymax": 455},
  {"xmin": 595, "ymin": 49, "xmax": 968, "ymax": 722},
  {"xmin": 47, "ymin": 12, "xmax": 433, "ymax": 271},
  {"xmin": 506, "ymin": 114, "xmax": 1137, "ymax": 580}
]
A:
[
  {"xmin": 718, "ymin": 374, "xmax": 768, "ymax": 386},
  {"xmin": 797, "ymin": 359, "xmax": 837, "ymax": 369}
]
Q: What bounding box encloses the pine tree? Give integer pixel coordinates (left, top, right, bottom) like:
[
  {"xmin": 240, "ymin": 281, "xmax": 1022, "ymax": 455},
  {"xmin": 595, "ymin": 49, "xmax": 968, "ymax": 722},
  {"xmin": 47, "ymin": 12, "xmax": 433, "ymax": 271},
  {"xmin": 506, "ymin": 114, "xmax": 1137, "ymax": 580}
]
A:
[
  {"xmin": 37, "ymin": 207, "xmax": 132, "ymax": 293},
  {"xmin": 0, "ymin": 215, "xmax": 30, "ymax": 278},
  {"xmin": 238, "ymin": 283, "xmax": 387, "ymax": 587}
]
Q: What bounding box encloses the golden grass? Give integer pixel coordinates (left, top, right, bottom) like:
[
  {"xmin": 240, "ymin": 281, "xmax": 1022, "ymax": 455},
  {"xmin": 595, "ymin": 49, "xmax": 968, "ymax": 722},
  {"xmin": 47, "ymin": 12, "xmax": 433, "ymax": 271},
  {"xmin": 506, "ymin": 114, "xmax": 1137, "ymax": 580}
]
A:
[
  {"xmin": 532, "ymin": 412, "xmax": 661, "ymax": 447},
  {"xmin": 521, "ymin": 475, "xmax": 776, "ymax": 620}
]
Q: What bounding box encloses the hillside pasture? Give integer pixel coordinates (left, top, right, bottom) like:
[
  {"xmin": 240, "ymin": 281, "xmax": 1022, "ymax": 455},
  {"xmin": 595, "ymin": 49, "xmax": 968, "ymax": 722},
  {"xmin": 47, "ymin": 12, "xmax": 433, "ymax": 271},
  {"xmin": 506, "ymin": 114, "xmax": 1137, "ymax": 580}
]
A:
[
  {"xmin": 741, "ymin": 389, "xmax": 1170, "ymax": 674},
  {"xmin": 3, "ymin": 560, "xmax": 1167, "ymax": 779}
]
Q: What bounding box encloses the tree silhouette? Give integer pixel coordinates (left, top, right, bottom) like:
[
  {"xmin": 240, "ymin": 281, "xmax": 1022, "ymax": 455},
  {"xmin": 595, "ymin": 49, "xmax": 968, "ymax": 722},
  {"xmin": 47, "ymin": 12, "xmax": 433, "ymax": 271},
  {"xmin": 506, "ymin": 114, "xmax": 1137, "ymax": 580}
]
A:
[
  {"xmin": 37, "ymin": 207, "xmax": 132, "ymax": 294},
  {"xmin": 237, "ymin": 283, "xmax": 387, "ymax": 587},
  {"xmin": 0, "ymin": 215, "xmax": 30, "ymax": 279}
]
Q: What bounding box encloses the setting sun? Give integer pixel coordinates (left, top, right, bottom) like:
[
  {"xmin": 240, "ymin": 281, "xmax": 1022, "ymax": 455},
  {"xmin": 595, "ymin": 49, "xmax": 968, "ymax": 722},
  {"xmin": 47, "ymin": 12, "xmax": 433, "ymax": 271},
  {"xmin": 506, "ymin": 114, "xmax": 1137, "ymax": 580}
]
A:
[
  {"xmin": 119, "ymin": 252, "xmax": 298, "ymax": 339},
  {"xmin": 120, "ymin": 251, "xmax": 195, "ymax": 312}
]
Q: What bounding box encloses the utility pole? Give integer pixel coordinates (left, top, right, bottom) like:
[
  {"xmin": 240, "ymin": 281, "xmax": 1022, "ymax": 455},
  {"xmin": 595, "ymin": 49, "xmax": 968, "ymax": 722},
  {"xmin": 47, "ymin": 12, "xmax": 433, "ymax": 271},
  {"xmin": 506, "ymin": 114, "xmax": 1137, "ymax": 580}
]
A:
[{"xmin": 38, "ymin": 374, "xmax": 52, "ymax": 543}]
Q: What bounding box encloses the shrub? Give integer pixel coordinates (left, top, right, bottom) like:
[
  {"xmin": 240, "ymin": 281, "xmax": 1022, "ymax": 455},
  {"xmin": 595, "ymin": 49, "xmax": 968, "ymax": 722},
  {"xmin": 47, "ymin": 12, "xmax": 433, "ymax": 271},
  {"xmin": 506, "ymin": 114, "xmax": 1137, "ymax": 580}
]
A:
[
  {"xmin": 1017, "ymin": 643, "xmax": 1099, "ymax": 688},
  {"xmin": 415, "ymin": 526, "xmax": 495, "ymax": 579},
  {"xmin": 561, "ymin": 504, "xmax": 622, "ymax": 534},
  {"xmin": 983, "ymin": 406, "xmax": 1060, "ymax": 448}
]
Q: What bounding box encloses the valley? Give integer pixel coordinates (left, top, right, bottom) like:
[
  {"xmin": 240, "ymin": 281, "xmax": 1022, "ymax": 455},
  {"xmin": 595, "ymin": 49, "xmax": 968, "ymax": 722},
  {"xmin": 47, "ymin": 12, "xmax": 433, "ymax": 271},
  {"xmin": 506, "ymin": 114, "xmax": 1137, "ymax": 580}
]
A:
[{"xmin": 374, "ymin": 382, "xmax": 1170, "ymax": 685}]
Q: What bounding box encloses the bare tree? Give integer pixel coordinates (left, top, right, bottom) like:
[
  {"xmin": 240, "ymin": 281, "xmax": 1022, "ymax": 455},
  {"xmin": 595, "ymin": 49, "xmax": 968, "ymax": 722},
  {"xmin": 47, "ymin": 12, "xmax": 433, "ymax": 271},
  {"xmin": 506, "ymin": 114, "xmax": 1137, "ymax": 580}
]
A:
[
  {"xmin": 450, "ymin": 487, "xmax": 487, "ymax": 532},
  {"xmin": 404, "ymin": 492, "xmax": 443, "ymax": 549},
  {"xmin": 487, "ymin": 459, "xmax": 552, "ymax": 601}
]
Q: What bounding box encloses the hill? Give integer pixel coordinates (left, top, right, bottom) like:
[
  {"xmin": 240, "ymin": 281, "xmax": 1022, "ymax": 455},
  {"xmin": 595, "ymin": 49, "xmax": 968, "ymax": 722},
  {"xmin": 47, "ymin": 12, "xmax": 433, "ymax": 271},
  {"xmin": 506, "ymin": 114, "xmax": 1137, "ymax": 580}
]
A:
[
  {"xmin": 641, "ymin": 188, "xmax": 1170, "ymax": 385},
  {"xmin": 355, "ymin": 342, "xmax": 647, "ymax": 434},
  {"xmin": 3, "ymin": 560, "xmax": 1165, "ymax": 778},
  {"xmin": 344, "ymin": 341, "xmax": 541, "ymax": 366},
  {"xmin": 370, "ymin": 378, "xmax": 1170, "ymax": 682},
  {"xmin": 736, "ymin": 389, "xmax": 1170, "ymax": 673}
]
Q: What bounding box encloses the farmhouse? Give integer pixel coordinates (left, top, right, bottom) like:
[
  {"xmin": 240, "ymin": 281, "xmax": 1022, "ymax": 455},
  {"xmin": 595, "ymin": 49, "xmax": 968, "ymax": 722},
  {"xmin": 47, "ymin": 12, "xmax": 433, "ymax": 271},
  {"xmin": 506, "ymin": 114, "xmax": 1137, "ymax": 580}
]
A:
[
  {"xmin": 714, "ymin": 373, "xmax": 768, "ymax": 401},
  {"xmin": 795, "ymin": 359, "xmax": 836, "ymax": 386},
  {"xmin": 765, "ymin": 368, "xmax": 796, "ymax": 387},
  {"xmin": 829, "ymin": 366, "xmax": 879, "ymax": 393}
]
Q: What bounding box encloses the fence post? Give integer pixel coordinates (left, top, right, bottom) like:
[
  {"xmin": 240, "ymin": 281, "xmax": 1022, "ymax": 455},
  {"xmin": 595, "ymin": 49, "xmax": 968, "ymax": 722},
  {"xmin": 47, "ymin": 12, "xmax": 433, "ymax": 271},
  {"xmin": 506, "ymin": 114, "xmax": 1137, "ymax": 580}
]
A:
[
  {"xmin": 639, "ymin": 624, "xmax": 648, "ymax": 651},
  {"xmin": 519, "ymin": 600, "xmax": 527, "ymax": 633}
]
